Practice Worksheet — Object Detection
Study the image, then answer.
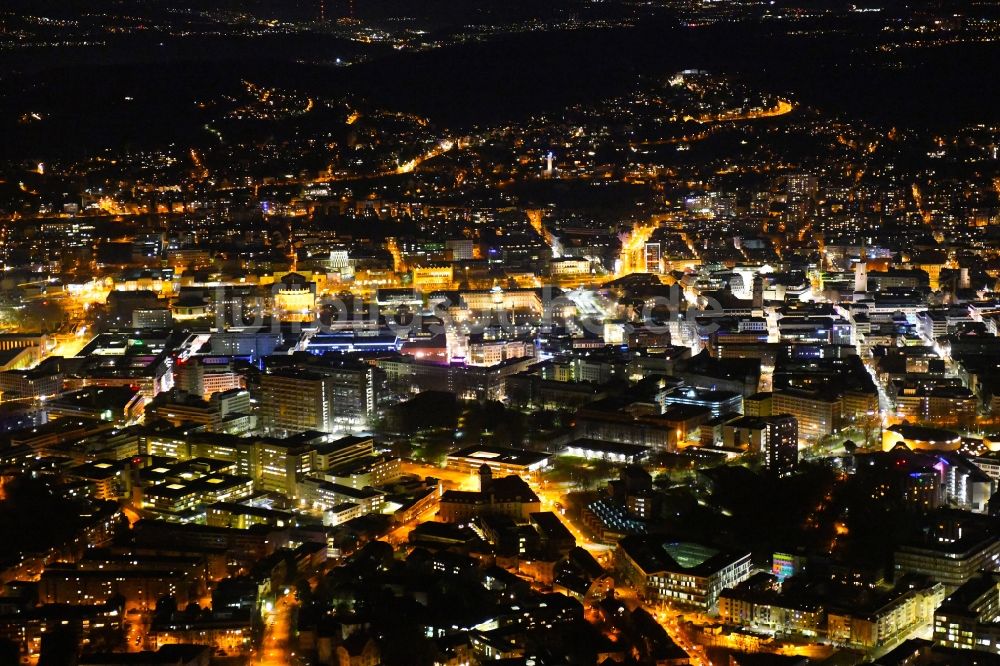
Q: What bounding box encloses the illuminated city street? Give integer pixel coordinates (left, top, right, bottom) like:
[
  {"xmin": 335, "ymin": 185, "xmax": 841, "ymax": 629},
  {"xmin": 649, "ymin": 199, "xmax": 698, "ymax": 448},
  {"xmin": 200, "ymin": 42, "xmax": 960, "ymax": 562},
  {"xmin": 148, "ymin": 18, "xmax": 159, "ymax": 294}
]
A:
[{"xmin": 256, "ymin": 592, "xmax": 298, "ymax": 666}]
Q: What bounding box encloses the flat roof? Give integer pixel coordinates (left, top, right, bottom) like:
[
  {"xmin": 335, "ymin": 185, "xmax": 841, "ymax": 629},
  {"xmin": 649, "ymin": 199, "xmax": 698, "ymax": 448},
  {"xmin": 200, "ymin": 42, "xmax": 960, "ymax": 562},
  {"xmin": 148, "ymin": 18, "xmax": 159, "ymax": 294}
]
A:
[
  {"xmin": 563, "ymin": 438, "xmax": 650, "ymax": 457},
  {"xmin": 448, "ymin": 444, "xmax": 550, "ymax": 468},
  {"xmin": 888, "ymin": 423, "xmax": 961, "ymax": 443},
  {"xmin": 619, "ymin": 535, "xmax": 750, "ymax": 577}
]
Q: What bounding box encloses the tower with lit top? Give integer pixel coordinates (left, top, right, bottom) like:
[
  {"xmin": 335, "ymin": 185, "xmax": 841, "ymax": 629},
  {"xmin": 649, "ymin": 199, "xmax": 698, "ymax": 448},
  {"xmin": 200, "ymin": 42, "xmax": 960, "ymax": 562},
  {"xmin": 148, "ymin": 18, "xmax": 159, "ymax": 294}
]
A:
[{"xmin": 854, "ymin": 246, "xmax": 868, "ymax": 299}]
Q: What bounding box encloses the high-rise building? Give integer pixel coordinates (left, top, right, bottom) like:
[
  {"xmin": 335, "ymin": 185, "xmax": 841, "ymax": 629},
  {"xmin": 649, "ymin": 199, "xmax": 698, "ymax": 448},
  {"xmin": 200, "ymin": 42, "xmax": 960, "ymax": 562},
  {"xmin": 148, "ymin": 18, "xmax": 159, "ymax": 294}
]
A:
[
  {"xmin": 762, "ymin": 414, "xmax": 798, "ymax": 477},
  {"xmin": 854, "ymin": 250, "xmax": 868, "ymax": 296},
  {"xmin": 723, "ymin": 414, "xmax": 798, "ymax": 476},
  {"xmin": 321, "ymin": 363, "xmax": 378, "ymax": 430},
  {"xmin": 174, "ymin": 356, "xmax": 245, "ymax": 400},
  {"xmin": 260, "ymin": 369, "xmax": 335, "ymax": 435},
  {"xmin": 260, "ymin": 361, "xmax": 380, "ymax": 434},
  {"xmin": 644, "ymin": 242, "xmax": 662, "ymax": 274},
  {"xmin": 772, "ymin": 389, "xmax": 841, "ymax": 444}
]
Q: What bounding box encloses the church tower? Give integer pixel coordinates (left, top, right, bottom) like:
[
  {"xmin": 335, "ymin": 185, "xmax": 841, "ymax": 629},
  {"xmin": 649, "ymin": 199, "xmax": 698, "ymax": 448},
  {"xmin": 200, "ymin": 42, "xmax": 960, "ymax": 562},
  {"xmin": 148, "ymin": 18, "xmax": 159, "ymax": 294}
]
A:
[{"xmin": 478, "ymin": 464, "xmax": 493, "ymax": 493}]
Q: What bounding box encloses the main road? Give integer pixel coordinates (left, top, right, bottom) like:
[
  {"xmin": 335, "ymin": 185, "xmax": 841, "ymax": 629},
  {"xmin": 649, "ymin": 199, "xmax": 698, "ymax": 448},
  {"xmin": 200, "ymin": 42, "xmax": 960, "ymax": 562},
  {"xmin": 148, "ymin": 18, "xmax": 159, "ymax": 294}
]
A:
[{"xmin": 255, "ymin": 591, "xmax": 298, "ymax": 666}]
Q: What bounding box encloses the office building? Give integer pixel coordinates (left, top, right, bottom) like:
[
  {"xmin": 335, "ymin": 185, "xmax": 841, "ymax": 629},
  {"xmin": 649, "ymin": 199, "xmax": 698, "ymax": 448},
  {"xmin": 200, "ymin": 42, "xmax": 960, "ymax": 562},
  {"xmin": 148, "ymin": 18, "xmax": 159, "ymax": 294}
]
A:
[{"xmin": 616, "ymin": 536, "xmax": 752, "ymax": 611}]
